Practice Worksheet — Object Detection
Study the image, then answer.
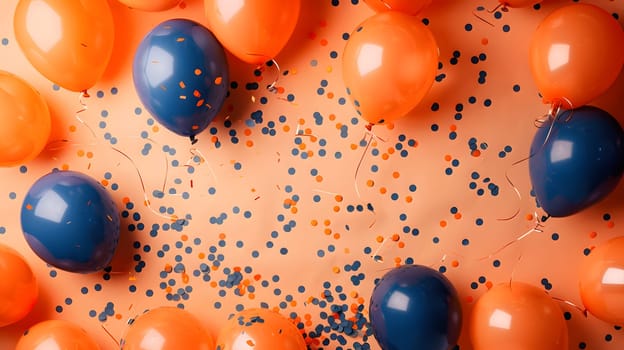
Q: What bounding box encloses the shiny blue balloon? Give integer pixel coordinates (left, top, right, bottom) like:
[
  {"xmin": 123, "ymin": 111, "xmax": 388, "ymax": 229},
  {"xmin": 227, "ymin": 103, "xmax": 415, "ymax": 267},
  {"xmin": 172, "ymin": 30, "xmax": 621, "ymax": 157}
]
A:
[
  {"xmin": 370, "ymin": 265, "xmax": 462, "ymax": 350},
  {"xmin": 133, "ymin": 19, "xmax": 229, "ymax": 141},
  {"xmin": 20, "ymin": 170, "xmax": 120, "ymax": 273},
  {"xmin": 529, "ymin": 106, "xmax": 624, "ymax": 217}
]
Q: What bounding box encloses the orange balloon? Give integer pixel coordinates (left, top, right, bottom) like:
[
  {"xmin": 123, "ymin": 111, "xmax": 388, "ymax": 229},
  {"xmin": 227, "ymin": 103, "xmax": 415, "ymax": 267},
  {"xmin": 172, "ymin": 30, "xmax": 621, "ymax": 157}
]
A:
[
  {"xmin": 0, "ymin": 71, "xmax": 51, "ymax": 167},
  {"xmin": 529, "ymin": 4, "xmax": 624, "ymax": 109},
  {"xmin": 121, "ymin": 307, "xmax": 215, "ymax": 349},
  {"xmin": 14, "ymin": 0, "xmax": 115, "ymax": 92},
  {"xmin": 0, "ymin": 244, "xmax": 38, "ymax": 327},
  {"xmin": 216, "ymin": 308, "xmax": 306, "ymax": 350},
  {"xmin": 16, "ymin": 319, "xmax": 99, "ymax": 349},
  {"xmin": 342, "ymin": 11, "xmax": 438, "ymax": 125},
  {"xmin": 204, "ymin": 0, "xmax": 301, "ymax": 65},
  {"xmin": 500, "ymin": 0, "xmax": 541, "ymax": 8},
  {"xmin": 363, "ymin": 0, "xmax": 432, "ymax": 16},
  {"xmin": 579, "ymin": 236, "xmax": 624, "ymax": 325},
  {"xmin": 470, "ymin": 282, "xmax": 568, "ymax": 350},
  {"xmin": 116, "ymin": 0, "xmax": 181, "ymax": 11}
]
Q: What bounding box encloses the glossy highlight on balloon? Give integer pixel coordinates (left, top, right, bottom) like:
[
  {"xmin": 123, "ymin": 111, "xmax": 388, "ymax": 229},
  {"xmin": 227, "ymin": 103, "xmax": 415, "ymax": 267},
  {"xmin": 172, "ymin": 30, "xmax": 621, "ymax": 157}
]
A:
[
  {"xmin": 0, "ymin": 71, "xmax": 51, "ymax": 167},
  {"xmin": 529, "ymin": 3, "xmax": 624, "ymax": 109},
  {"xmin": 216, "ymin": 308, "xmax": 306, "ymax": 350},
  {"xmin": 13, "ymin": 0, "xmax": 115, "ymax": 92},
  {"xmin": 470, "ymin": 282, "xmax": 568, "ymax": 350},
  {"xmin": 369, "ymin": 265, "xmax": 462, "ymax": 350},
  {"xmin": 580, "ymin": 237, "xmax": 624, "ymax": 325},
  {"xmin": 121, "ymin": 306, "xmax": 215, "ymax": 350},
  {"xmin": 117, "ymin": 0, "xmax": 181, "ymax": 11},
  {"xmin": 529, "ymin": 106, "xmax": 624, "ymax": 217},
  {"xmin": 16, "ymin": 319, "xmax": 100, "ymax": 350},
  {"xmin": 363, "ymin": 0, "xmax": 432, "ymax": 16},
  {"xmin": 133, "ymin": 19, "xmax": 229, "ymax": 139},
  {"xmin": 0, "ymin": 244, "xmax": 38, "ymax": 327},
  {"xmin": 342, "ymin": 11, "xmax": 438, "ymax": 125},
  {"xmin": 20, "ymin": 170, "xmax": 120, "ymax": 273},
  {"xmin": 204, "ymin": 0, "xmax": 301, "ymax": 65}
]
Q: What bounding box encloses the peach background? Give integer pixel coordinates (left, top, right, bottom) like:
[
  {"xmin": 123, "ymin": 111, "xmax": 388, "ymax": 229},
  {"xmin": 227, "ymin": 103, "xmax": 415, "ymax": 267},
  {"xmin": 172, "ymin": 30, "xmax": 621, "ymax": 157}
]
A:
[{"xmin": 1, "ymin": 0, "xmax": 624, "ymax": 349}]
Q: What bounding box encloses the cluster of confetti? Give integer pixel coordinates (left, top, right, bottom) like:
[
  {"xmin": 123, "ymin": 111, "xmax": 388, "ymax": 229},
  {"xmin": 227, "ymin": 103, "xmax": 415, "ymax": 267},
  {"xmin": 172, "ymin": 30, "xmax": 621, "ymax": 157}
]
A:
[{"xmin": 1, "ymin": 0, "xmax": 624, "ymax": 349}]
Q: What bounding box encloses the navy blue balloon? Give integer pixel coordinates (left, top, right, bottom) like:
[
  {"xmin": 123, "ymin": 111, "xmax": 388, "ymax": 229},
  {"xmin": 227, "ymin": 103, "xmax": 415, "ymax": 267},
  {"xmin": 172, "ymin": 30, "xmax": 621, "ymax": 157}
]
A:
[
  {"xmin": 20, "ymin": 170, "xmax": 120, "ymax": 273},
  {"xmin": 529, "ymin": 106, "xmax": 624, "ymax": 217},
  {"xmin": 370, "ymin": 265, "xmax": 462, "ymax": 350},
  {"xmin": 133, "ymin": 19, "xmax": 229, "ymax": 140}
]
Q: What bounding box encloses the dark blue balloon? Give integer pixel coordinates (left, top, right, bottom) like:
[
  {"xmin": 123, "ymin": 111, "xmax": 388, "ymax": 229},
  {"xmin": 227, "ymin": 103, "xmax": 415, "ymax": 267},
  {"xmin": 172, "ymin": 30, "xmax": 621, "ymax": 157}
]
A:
[
  {"xmin": 370, "ymin": 265, "xmax": 462, "ymax": 350},
  {"xmin": 133, "ymin": 19, "xmax": 229, "ymax": 140},
  {"xmin": 529, "ymin": 106, "xmax": 624, "ymax": 217},
  {"xmin": 20, "ymin": 170, "xmax": 120, "ymax": 273}
]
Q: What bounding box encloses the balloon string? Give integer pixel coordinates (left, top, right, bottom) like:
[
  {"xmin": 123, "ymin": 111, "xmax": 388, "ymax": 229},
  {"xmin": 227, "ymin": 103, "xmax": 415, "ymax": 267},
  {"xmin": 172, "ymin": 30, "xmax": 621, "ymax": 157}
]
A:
[
  {"xmin": 378, "ymin": 0, "xmax": 393, "ymax": 10},
  {"xmin": 551, "ymin": 296, "xmax": 589, "ymax": 318},
  {"xmin": 472, "ymin": 10, "xmax": 495, "ymax": 27},
  {"xmin": 480, "ymin": 213, "xmax": 549, "ymax": 261},
  {"xmin": 488, "ymin": 2, "xmax": 506, "ymax": 13},
  {"xmin": 101, "ymin": 324, "xmax": 120, "ymax": 347},
  {"xmin": 76, "ymin": 90, "xmax": 97, "ymax": 139},
  {"xmin": 497, "ymin": 103, "xmax": 561, "ymax": 221},
  {"xmin": 265, "ymin": 59, "xmax": 281, "ymax": 93},
  {"xmin": 354, "ymin": 123, "xmax": 386, "ymax": 199},
  {"xmin": 185, "ymin": 146, "xmax": 218, "ymax": 185}
]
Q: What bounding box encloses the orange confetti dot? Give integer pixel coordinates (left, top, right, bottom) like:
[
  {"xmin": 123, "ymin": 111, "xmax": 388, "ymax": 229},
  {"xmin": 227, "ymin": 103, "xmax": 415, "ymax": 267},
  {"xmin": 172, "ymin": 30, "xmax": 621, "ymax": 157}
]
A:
[
  {"xmin": 481, "ymin": 37, "xmax": 489, "ymax": 45},
  {"xmin": 248, "ymin": 293, "xmax": 255, "ymax": 300},
  {"xmin": 329, "ymin": 114, "xmax": 336, "ymax": 121},
  {"xmin": 194, "ymin": 68, "xmax": 202, "ymax": 75},
  {"xmin": 471, "ymin": 149, "xmax": 481, "ymax": 157},
  {"xmin": 193, "ymin": 90, "xmax": 201, "ymax": 98},
  {"xmin": 152, "ymin": 125, "xmax": 159, "ymax": 132},
  {"xmin": 101, "ymin": 179, "xmax": 109, "ymax": 186},
  {"xmin": 198, "ymin": 252, "xmax": 205, "ymax": 259},
  {"xmin": 589, "ymin": 231, "xmax": 597, "ymax": 239},
  {"xmin": 525, "ymin": 213, "xmax": 534, "ymax": 221},
  {"xmin": 398, "ymin": 242, "xmax": 405, "ymax": 248},
  {"xmin": 350, "ymin": 143, "xmax": 358, "ymax": 150},
  {"xmin": 332, "ymin": 266, "xmax": 340, "ymax": 273},
  {"xmin": 61, "ymin": 164, "xmax": 69, "ymax": 170},
  {"xmin": 179, "ymin": 81, "xmax": 186, "ymax": 88},
  {"xmin": 324, "ymin": 219, "xmax": 331, "ymax": 226},
  {"xmin": 181, "ymin": 234, "xmax": 188, "ymax": 241},
  {"xmin": 405, "ymin": 196, "xmax": 413, "ymax": 203},
  {"xmin": 176, "ymin": 37, "xmax": 185, "ymax": 42},
  {"xmin": 333, "ymin": 206, "xmax": 340, "ymax": 212},
  {"xmin": 243, "ymin": 128, "xmax": 252, "ymax": 136},
  {"xmin": 444, "ymin": 154, "xmax": 452, "ymax": 161},
  {"xmin": 26, "ymin": 204, "xmax": 32, "ymax": 210},
  {"xmin": 607, "ymin": 221, "xmax": 615, "ymax": 228},
  {"xmin": 334, "ymin": 195, "xmax": 343, "ymax": 202},
  {"xmin": 376, "ymin": 236, "xmax": 384, "ymax": 243},
  {"xmin": 333, "ymin": 233, "xmax": 341, "ymax": 240},
  {"xmin": 320, "ymin": 39, "xmax": 328, "ymax": 46},
  {"xmin": 450, "ymin": 124, "xmax": 457, "ymax": 131},
  {"xmin": 214, "ymin": 77, "xmax": 222, "ymax": 85},
  {"xmin": 182, "ymin": 273, "xmax": 189, "ymax": 284},
  {"xmin": 196, "ymin": 99, "xmax": 205, "ymax": 107},
  {"xmin": 164, "ymin": 264, "xmax": 173, "ymax": 273},
  {"xmin": 218, "ymin": 233, "xmax": 226, "ymax": 239},
  {"xmin": 246, "ymin": 140, "xmax": 254, "ymax": 147},
  {"xmin": 366, "ymin": 179, "xmax": 375, "ymax": 187},
  {"xmin": 391, "ymin": 234, "xmax": 400, "ymax": 241},
  {"xmin": 440, "ymin": 220, "xmax": 447, "ymax": 228},
  {"xmin": 298, "ymin": 118, "xmax": 306, "ymax": 125},
  {"xmin": 310, "ymin": 219, "xmax": 318, "ymax": 226},
  {"xmin": 315, "ymin": 175, "xmax": 323, "ymax": 182},
  {"xmin": 86, "ymin": 152, "xmax": 93, "ymax": 159},
  {"xmin": 381, "ymin": 153, "xmax": 389, "ymax": 160},
  {"xmin": 327, "ymin": 92, "xmax": 334, "ymax": 99},
  {"xmin": 291, "ymin": 207, "xmax": 298, "ymax": 214},
  {"xmin": 451, "ymin": 260, "xmax": 460, "ymax": 267},
  {"xmin": 387, "ymin": 148, "xmax": 395, "ymax": 155},
  {"xmin": 392, "ymin": 171, "xmax": 400, "ymax": 179},
  {"xmin": 485, "ymin": 281, "xmax": 493, "ymax": 289},
  {"xmin": 379, "ymin": 187, "xmax": 387, "ymax": 194},
  {"xmin": 454, "ymin": 213, "xmax": 462, "ymax": 220},
  {"xmin": 69, "ymin": 125, "xmax": 77, "ymax": 132},
  {"xmin": 324, "ymin": 228, "xmax": 332, "ymax": 235},
  {"xmin": 122, "ymin": 197, "xmax": 130, "ymax": 204},
  {"xmin": 77, "ymin": 150, "xmax": 85, "ymax": 157}
]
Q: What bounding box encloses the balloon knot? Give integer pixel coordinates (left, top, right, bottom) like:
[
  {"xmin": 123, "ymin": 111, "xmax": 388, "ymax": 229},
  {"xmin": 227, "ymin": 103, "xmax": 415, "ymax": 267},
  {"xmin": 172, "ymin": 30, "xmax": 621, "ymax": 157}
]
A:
[
  {"xmin": 81, "ymin": 89, "xmax": 90, "ymax": 98},
  {"xmin": 190, "ymin": 135, "xmax": 198, "ymax": 145},
  {"xmin": 365, "ymin": 123, "xmax": 374, "ymax": 132}
]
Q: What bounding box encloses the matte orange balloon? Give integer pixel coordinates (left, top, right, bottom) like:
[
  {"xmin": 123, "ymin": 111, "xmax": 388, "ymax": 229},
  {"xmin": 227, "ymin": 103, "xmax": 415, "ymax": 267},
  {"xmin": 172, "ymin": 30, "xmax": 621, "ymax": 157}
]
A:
[
  {"xmin": 363, "ymin": 0, "xmax": 432, "ymax": 16},
  {"xmin": 342, "ymin": 11, "xmax": 438, "ymax": 125},
  {"xmin": 470, "ymin": 282, "xmax": 568, "ymax": 350},
  {"xmin": 204, "ymin": 0, "xmax": 301, "ymax": 65},
  {"xmin": 116, "ymin": 0, "xmax": 181, "ymax": 11},
  {"xmin": 500, "ymin": 0, "xmax": 541, "ymax": 8},
  {"xmin": 529, "ymin": 4, "xmax": 624, "ymax": 109},
  {"xmin": 579, "ymin": 237, "xmax": 624, "ymax": 325},
  {"xmin": 14, "ymin": 0, "xmax": 115, "ymax": 92},
  {"xmin": 216, "ymin": 308, "xmax": 306, "ymax": 350},
  {"xmin": 0, "ymin": 244, "xmax": 38, "ymax": 327},
  {"xmin": 0, "ymin": 71, "xmax": 51, "ymax": 167},
  {"xmin": 121, "ymin": 307, "xmax": 215, "ymax": 350},
  {"xmin": 16, "ymin": 319, "xmax": 99, "ymax": 349}
]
